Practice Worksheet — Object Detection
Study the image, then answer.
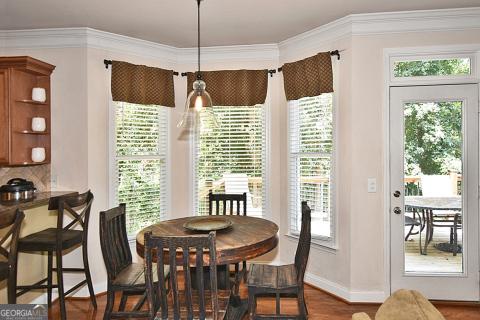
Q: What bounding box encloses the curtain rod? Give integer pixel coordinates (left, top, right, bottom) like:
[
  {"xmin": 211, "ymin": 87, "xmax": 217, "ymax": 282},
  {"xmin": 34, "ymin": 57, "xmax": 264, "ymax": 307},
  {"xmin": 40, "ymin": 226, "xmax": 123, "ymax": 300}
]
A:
[
  {"xmin": 269, "ymin": 50, "xmax": 341, "ymax": 77},
  {"xmin": 104, "ymin": 50, "xmax": 340, "ymax": 78},
  {"xmin": 103, "ymin": 60, "xmax": 180, "ymax": 76}
]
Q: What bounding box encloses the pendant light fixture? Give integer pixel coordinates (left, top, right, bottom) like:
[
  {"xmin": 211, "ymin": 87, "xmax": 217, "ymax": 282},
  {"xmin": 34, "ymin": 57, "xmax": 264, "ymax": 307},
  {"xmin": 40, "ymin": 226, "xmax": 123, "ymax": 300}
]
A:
[{"xmin": 177, "ymin": 0, "xmax": 218, "ymax": 131}]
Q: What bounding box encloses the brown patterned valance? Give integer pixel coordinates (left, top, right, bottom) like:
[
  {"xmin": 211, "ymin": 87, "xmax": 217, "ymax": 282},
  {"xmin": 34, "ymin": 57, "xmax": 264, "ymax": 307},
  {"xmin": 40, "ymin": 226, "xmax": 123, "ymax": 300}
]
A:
[
  {"xmin": 111, "ymin": 61, "xmax": 175, "ymax": 107},
  {"xmin": 282, "ymin": 52, "xmax": 333, "ymax": 101},
  {"xmin": 186, "ymin": 69, "xmax": 268, "ymax": 106}
]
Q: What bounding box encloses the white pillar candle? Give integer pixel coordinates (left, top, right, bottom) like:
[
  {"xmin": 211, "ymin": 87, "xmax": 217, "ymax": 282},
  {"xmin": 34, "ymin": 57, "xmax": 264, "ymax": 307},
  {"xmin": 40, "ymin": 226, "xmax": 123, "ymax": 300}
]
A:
[
  {"xmin": 31, "ymin": 117, "xmax": 46, "ymax": 132},
  {"xmin": 32, "ymin": 88, "xmax": 46, "ymax": 102},
  {"xmin": 31, "ymin": 147, "xmax": 46, "ymax": 163}
]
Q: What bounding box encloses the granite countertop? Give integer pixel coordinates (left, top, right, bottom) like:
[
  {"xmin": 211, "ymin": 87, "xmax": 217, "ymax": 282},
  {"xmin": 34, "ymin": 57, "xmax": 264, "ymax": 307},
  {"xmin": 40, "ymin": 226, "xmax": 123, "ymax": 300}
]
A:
[{"xmin": 0, "ymin": 191, "xmax": 77, "ymax": 214}]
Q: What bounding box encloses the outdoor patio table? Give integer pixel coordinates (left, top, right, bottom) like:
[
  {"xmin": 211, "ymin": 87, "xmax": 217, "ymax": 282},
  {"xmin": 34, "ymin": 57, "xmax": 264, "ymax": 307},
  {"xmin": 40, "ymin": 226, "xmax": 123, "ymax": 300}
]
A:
[{"xmin": 405, "ymin": 196, "xmax": 461, "ymax": 255}]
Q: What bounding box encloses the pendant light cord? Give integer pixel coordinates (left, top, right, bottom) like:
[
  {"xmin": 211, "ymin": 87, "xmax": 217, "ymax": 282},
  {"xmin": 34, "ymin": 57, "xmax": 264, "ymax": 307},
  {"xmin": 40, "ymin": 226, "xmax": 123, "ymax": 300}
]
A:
[{"xmin": 197, "ymin": 0, "xmax": 201, "ymax": 79}]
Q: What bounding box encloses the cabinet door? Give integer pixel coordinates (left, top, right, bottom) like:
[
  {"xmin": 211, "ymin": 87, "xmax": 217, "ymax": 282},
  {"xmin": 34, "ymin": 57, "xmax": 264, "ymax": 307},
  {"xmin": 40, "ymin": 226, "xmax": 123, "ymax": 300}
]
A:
[{"xmin": 0, "ymin": 69, "xmax": 9, "ymax": 164}]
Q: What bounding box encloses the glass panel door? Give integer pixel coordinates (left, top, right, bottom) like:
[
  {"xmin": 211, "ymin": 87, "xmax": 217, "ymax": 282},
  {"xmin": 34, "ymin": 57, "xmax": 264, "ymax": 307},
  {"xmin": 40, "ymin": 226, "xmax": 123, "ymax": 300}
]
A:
[{"xmin": 390, "ymin": 84, "xmax": 479, "ymax": 301}]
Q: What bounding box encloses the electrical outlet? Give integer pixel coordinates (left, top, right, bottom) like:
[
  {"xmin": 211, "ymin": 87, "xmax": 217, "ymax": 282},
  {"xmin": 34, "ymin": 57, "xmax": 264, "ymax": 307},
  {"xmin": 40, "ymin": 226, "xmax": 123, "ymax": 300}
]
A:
[
  {"xmin": 367, "ymin": 178, "xmax": 377, "ymax": 193},
  {"xmin": 51, "ymin": 174, "xmax": 57, "ymax": 189}
]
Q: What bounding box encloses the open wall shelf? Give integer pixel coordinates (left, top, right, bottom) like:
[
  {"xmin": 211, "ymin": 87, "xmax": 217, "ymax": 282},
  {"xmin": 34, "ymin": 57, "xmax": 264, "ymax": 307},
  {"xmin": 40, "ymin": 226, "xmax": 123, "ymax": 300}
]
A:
[{"xmin": 0, "ymin": 56, "xmax": 55, "ymax": 166}]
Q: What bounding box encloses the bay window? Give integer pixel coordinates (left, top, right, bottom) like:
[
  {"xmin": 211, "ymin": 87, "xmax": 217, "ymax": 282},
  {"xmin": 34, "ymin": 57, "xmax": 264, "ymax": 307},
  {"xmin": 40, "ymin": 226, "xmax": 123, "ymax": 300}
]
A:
[
  {"xmin": 194, "ymin": 104, "xmax": 267, "ymax": 217},
  {"xmin": 288, "ymin": 94, "xmax": 335, "ymax": 242},
  {"xmin": 112, "ymin": 102, "xmax": 168, "ymax": 235}
]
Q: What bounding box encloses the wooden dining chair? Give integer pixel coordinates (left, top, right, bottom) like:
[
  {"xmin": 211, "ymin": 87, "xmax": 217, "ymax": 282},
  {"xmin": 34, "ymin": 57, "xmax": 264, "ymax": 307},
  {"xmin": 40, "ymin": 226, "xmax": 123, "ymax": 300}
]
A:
[
  {"xmin": 247, "ymin": 201, "xmax": 311, "ymax": 320},
  {"xmin": 100, "ymin": 204, "xmax": 169, "ymax": 319},
  {"xmin": 144, "ymin": 231, "xmax": 231, "ymax": 320},
  {"xmin": 0, "ymin": 209, "xmax": 24, "ymax": 304},
  {"xmin": 17, "ymin": 191, "xmax": 96, "ymax": 320},
  {"xmin": 208, "ymin": 190, "xmax": 247, "ymax": 294}
]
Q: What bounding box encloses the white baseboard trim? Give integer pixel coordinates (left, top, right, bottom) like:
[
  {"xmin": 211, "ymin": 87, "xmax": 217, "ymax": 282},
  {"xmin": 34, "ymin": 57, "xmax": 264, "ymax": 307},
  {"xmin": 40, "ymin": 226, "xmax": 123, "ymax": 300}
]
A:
[
  {"xmin": 29, "ymin": 274, "xmax": 385, "ymax": 305},
  {"xmin": 304, "ymin": 272, "xmax": 387, "ymax": 303}
]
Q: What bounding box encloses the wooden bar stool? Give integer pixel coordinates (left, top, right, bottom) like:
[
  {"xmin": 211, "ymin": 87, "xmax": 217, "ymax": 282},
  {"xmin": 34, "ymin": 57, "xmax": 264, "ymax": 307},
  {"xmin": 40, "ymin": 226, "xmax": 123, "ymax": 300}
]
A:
[
  {"xmin": 0, "ymin": 209, "xmax": 24, "ymax": 304},
  {"xmin": 16, "ymin": 191, "xmax": 96, "ymax": 319}
]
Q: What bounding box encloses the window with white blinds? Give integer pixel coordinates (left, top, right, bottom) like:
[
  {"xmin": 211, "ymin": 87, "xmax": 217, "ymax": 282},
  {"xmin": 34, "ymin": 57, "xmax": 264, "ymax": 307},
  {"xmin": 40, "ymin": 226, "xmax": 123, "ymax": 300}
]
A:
[
  {"xmin": 289, "ymin": 94, "xmax": 334, "ymax": 241},
  {"xmin": 113, "ymin": 101, "xmax": 168, "ymax": 235},
  {"xmin": 194, "ymin": 104, "xmax": 266, "ymax": 217}
]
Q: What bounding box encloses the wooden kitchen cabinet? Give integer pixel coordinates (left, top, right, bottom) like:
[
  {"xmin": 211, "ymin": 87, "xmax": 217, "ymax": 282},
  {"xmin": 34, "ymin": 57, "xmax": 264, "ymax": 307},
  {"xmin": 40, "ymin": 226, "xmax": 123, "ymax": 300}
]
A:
[{"xmin": 0, "ymin": 57, "xmax": 55, "ymax": 166}]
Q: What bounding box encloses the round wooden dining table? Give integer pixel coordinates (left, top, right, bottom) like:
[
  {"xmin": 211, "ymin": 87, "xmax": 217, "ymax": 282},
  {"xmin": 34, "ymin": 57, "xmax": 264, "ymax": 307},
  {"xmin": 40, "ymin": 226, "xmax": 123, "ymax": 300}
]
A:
[{"xmin": 136, "ymin": 215, "xmax": 279, "ymax": 264}]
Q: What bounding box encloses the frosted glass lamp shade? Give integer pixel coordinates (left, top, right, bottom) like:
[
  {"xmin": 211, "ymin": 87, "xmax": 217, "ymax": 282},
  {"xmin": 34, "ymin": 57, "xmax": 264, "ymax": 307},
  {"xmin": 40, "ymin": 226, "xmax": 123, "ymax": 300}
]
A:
[{"xmin": 177, "ymin": 79, "xmax": 218, "ymax": 130}]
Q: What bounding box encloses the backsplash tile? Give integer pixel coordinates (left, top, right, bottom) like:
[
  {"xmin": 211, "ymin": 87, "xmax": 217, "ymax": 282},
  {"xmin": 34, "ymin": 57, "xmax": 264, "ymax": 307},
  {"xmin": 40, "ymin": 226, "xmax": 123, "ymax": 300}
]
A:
[{"xmin": 0, "ymin": 165, "xmax": 51, "ymax": 191}]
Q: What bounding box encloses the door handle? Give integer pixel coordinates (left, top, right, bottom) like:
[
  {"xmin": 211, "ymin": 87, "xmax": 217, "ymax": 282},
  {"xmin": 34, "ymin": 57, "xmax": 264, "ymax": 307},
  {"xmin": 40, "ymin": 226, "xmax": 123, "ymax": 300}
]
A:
[{"xmin": 393, "ymin": 207, "xmax": 402, "ymax": 215}]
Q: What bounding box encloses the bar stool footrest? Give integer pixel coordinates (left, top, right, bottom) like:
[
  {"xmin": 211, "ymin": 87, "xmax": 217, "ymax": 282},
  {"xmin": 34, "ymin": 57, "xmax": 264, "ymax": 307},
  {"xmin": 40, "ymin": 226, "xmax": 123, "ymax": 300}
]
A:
[
  {"xmin": 52, "ymin": 267, "xmax": 85, "ymax": 272},
  {"xmin": 63, "ymin": 279, "xmax": 88, "ymax": 296},
  {"xmin": 16, "ymin": 277, "xmax": 58, "ymax": 297}
]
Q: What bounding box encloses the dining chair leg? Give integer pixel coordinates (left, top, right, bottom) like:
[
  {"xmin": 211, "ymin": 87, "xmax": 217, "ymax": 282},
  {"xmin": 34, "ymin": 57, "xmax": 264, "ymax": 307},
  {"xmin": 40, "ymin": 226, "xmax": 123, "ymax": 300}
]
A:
[
  {"xmin": 82, "ymin": 243, "xmax": 97, "ymax": 308},
  {"xmin": 47, "ymin": 251, "xmax": 53, "ymax": 307},
  {"xmin": 104, "ymin": 288, "xmax": 115, "ymax": 320},
  {"xmin": 275, "ymin": 293, "xmax": 281, "ymax": 315},
  {"xmin": 119, "ymin": 292, "xmax": 128, "ymax": 311},
  {"xmin": 56, "ymin": 249, "xmax": 67, "ymax": 320},
  {"xmin": 298, "ymin": 288, "xmax": 308, "ymax": 319},
  {"xmin": 248, "ymin": 289, "xmax": 256, "ymax": 319}
]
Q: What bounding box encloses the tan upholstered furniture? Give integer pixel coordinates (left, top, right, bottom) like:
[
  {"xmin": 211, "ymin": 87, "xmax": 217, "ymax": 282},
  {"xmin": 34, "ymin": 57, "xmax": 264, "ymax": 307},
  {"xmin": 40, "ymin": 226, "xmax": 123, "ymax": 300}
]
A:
[{"xmin": 352, "ymin": 289, "xmax": 446, "ymax": 320}]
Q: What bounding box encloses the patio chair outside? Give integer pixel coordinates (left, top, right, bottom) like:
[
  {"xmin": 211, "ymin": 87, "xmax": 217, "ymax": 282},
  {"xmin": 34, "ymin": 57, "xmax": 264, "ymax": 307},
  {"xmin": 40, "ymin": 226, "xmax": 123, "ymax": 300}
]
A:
[
  {"xmin": 420, "ymin": 175, "xmax": 462, "ymax": 256},
  {"xmin": 223, "ymin": 173, "xmax": 262, "ymax": 216}
]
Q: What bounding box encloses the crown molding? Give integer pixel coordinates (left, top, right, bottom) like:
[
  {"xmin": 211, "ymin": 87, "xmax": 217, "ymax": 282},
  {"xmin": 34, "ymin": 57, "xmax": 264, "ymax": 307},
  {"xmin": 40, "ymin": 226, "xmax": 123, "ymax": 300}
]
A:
[
  {"xmin": 177, "ymin": 43, "xmax": 279, "ymax": 65},
  {"xmin": 278, "ymin": 15, "xmax": 352, "ymax": 62},
  {"xmin": 278, "ymin": 7, "xmax": 480, "ymax": 61},
  {"xmin": 350, "ymin": 7, "xmax": 480, "ymax": 35},
  {"xmin": 1, "ymin": 7, "xmax": 479, "ymax": 63},
  {"xmin": 0, "ymin": 28, "xmax": 89, "ymax": 49},
  {"xmin": 85, "ymin": 28, "xmax": 177, "ymax": 63}
]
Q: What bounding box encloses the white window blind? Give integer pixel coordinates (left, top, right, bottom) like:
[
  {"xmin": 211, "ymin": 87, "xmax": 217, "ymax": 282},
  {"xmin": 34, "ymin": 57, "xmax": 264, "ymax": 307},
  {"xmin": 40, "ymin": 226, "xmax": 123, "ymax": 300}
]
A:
[
  {"xmin": 194, "ymin": 104, "xmax": 266, "ymax": 217},
  {"xmin": 114, "ymin": 101, "xmax": 168, "ymax": 235},
  {"xmin": 289, "ymin": 94, "xmax": 334, "ymax": 240}
]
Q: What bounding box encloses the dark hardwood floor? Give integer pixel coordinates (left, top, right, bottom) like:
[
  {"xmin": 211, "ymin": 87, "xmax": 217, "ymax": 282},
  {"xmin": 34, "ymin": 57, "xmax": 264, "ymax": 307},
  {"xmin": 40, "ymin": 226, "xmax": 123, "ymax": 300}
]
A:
[{"xmin": 49, "ymin": 283, "xmax": 480, "ymax": 319}]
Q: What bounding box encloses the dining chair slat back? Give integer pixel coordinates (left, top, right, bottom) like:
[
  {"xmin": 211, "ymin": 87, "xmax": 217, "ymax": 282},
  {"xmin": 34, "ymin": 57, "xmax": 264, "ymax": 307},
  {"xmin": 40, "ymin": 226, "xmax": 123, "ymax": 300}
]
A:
[
  {"xmin": 144, "ymin": 231, "xmax": 230, "ymax": 320},
  {"xmin": 295, "ymin": 201, "xmax": 312, "ymax": 284},
  {"xmin": 208, "ymin": 190, "xmax": 247, "ymax": 216},
  {"xmin": 99, "ymin": 203, "xmax": 132, "ymax": 280},
  {"xmin": 247, "ymin": 201, "xmax": 311, "ymax": 319},
  {"xmin": 100, "ymin": 203, "xmax": 157, "ymax": 319},
  {"xmin": 208, "ymin": 190, "xmax": 248, "ymax": 295}
]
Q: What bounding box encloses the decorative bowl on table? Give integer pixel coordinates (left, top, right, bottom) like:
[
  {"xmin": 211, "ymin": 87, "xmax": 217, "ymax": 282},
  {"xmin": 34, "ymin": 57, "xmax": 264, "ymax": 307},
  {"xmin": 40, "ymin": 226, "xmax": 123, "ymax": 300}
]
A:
[{"xmin": 183, "ymin": 216, "xmax": 233, "ymax": 232}]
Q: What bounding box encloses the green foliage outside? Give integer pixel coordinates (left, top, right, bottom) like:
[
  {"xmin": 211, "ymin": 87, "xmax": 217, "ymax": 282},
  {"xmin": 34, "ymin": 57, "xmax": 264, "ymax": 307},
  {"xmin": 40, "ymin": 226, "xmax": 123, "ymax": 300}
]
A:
[
  {"xmin": 196, "ymin": 105, "xmax": 264, "ymax": 215},
  {"xmin": 394, "ymin": 58, "xmax": 470, "ymax": 77},
  {"xmin": 404, "ymin": 101, "xmax": 462, "ymax": 176},
  {"xmin": 402, "ymin": 59, "xmax": 466, "ymax": 177},
  {"xmin": 115, "ymin": 102, "xmax": 167, "ymax": 235}
]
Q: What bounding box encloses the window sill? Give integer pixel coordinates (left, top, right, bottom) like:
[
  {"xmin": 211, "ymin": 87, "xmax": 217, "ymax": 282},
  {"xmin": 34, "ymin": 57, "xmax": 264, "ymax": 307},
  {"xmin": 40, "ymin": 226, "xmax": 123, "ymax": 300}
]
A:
[{"xmin": 284, "ymin": 233, "xmax": 338, "ymax": 253}]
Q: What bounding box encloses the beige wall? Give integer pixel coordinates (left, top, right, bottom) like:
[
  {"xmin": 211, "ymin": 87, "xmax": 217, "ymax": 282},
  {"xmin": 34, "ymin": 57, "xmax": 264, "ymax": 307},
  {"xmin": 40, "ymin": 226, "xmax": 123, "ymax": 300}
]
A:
[
  {"xmin": 348, "ymin": 30, "xmax": 480, "ymax": 293},
  {"xmin": 0, "ymin": 47, "xmax": 89, "ymax": 301},
  {"xmin": 278, "ymin": 35, "xmax": 353, "ymax": 291},
  {"xmin": 1, "ymin": 26, "xmax": 479, "ymax": 302}
]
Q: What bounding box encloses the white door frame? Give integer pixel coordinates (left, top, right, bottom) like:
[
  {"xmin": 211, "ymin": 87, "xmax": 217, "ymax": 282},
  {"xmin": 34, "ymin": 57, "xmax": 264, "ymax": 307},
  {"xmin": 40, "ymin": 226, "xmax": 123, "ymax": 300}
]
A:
[{"xmin": 383, "ymin": 44, "xmax": 480, "ymax": 299}]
